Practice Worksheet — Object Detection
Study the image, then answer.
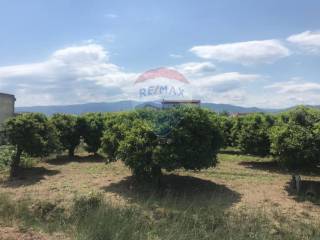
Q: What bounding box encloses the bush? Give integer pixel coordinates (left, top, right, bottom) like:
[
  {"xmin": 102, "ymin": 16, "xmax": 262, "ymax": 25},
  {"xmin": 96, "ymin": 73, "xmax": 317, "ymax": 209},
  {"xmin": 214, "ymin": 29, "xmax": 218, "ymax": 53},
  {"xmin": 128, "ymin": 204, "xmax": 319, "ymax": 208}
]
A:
[
  {"xmin": 217, "ymin": 115, "xmax": 233, "ymax": 147},
  {"xmin": 229, "ymin": 116, "xmax": 243, "ymax": 147},
  {"xmin": 117, "ymin": 119, "xmax": 159, "ymax": 180},
  {"xmin": 0, "ymin": 145, "xmax": 15, "ymax": 170},
  {"xmin": 237, "ymin": 114, "xmax": 273, "ymax": 156},
  {"xmin": 101, "ymin": 112, "xmax": 138, "ymax": 162},
  {"xmin": 108, "ymin": 107, "xmax": 223, "ymax": 182},
  {"xmin": 270, "ymin": 107, "xmax": 320, "ymax": 169},
  {"xmin": 79, "ymin": 113, "xmax": 105, "ymax": 154},
  {"xmin": 4, "ymin": 113, "xmax": 59, "ymax": 177},
  {"xmin": 0, "ymin": 145, "xmax": 34, "ymax": 171},
  {"xmin": 270, "ymin": 118, "xmax": 320, "ymax": 170},
  {"xmin": 278, "ymin": 106, "xmax": 320, "ymax": 127},
  {"xmin": 153, "ymin": 107, "xmax": 222, "ymax": 171},
  {"xmin": 50, "ymin": 114, "xmax": 81, "ymax": 157},
  {"xmin": 270, "ymin": 124, "xmax": 320, "ymax": 169}
]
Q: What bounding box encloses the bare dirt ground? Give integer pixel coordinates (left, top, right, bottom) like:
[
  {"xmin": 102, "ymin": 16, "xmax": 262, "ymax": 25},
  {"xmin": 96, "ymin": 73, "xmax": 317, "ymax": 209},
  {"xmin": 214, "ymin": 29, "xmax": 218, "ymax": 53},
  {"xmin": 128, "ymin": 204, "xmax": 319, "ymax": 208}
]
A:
[
  {"xmin": 0, "ymin": 226, "xmax": 47, "ymax": 240},
  {"xmin": 0, "ymin": 151, "xmax": 320, "ymax": 237}
]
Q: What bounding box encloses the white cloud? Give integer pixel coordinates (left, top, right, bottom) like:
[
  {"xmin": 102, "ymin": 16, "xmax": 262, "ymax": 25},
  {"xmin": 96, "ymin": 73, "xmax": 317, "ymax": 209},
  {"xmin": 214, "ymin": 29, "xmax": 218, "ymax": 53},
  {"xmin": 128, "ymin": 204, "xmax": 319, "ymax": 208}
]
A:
[
  {"xmin": 0, "ymin": 44, "xmax": 137, "ymax": 106},
  {"xmin": 3, "ymin": 42, "xmax": 315, "ymax": 109},
  {"xmin": 104, "ymin": 13, "xmax": 118, "ymax": 19},
  {"xmin": 190, "ymin": 40, "xmax": 290, "ymax": 65},
  {"xmin": 169, "ymin": 54, "xmax": 183, "ymax": 58},
  {"xmin": 174, "ymin": 62, "xmax": 216, "ymax": 76},
  {"xmin": 0, "ymin": 42, "xmax": 262, "ymax": 106},
  {"xmin": 263, "ymin": 78, "xmax": 320, "ymax": 108},
  {"xmin": 287, "ymin": 31, "xmax": 320, "ymax": 53},
  {"xmin": 195, "ymin": 72, "xmax": 260, "ymax": 91},
  {"xmin": 265, "ymin": 80, "xmax": 320, "ymax": 94}
]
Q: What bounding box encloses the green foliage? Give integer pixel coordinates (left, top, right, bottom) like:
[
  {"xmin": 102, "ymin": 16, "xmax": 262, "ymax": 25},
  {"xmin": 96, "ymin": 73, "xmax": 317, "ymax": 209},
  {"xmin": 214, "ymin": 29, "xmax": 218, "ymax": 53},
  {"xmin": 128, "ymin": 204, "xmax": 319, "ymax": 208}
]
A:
[
  {"xmin": 104, "ymin": 107, "xmax": 223, "ymax": 181},
  {"xmin": 117, "ymin": 119, "xmax": 159, "ymax": 180},
  {"xmin": 237, "ymin": 114, "xmax": 274, "ymax": 156},
  {"xmin": 50, "ymin": 114, "xmax": 81, "ymax": 157},
  {"xmin": 79, "ymin": 113, "xmax": 105, "ymax": 154},
  {"xmin": 4, "ymin": 113, "xmax": 58, "ymax": 176},
  {"xmin": 270, "ymin": 124, "xmax": 319, "ymax": 169},
  {"xmin": 270, "ymin": 107, "xmax": 320, "ymax": 169},
  {"xmin": 229, "ymin": 116, "xmax": 243, "ymax": 147},
  {"xmin": 278, "ymin": 106, "xmax": 320, "ymax": 127},
  {"xmin": 153, "ymin": 107, "xmax": 222, "ymax": 171},
  {"xmin": 102, "ymin": 112, "xmax": 136, "ymax": 161},
  {"xmin": 0, "ymin": 145, "xmax": 35, "ymax": 171},
  {"xmin": 217, "ymin": 115, "xmax": 233, "ymax": 147},
  {"xmin": 0, "ymin": 145, "xmax": 14, "ymax": 170}
]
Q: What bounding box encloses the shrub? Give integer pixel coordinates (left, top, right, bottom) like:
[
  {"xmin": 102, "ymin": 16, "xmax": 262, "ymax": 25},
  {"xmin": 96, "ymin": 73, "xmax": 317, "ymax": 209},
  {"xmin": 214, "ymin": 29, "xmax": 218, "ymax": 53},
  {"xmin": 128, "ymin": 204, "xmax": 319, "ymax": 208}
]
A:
[
  {"xmin": 269, "ymin": 107, "xmax": 320, "ymax": 169},
  {"xmin": 0, "ymin": 145, "xmax": 34, "ymax": 171},
  {"xmin": 153, "ymin": 107, "xmax": 223, "ymax": 171},
  {"xmin": 237, "ymin": 114, "xmax": 273, "ymax": 156},
  {"xmin": 117, "ymin": 119, "xmax": 159, "ymax": 180},
  {"xmin": 0, "ymin": 145, "xmax": 15, "ymax": 170},
  {"xmin": 229, "ymin": 116, "xmax": 243, "ymax": 147},
  {"xmin": 79, "ymin": 113, "xmax": 105, "ymax": 154},
  {"xmin": 101, "ymin": 112, "xmax": 138, "ymax": 162},
  {"xmin": 50, "ymin": 114, "xmax": 81, "ymax": 157},
  {"xmin": 270, "ymin": 123, "xmax": 320, "ymax": 169},
  {"xmin": 279, "ymin": 106, "xmax": 320, "ymax": 127},
  {"xmin": 111, "ymin": 107, "xmax": 223, "ymax": 182},
  {"xmin": 4, "ymin": 113, "xmax": 59, "ymax": 177},
  {"xmin": 217, "ymin": 115, "xmax": 233, "ymax": 147}
]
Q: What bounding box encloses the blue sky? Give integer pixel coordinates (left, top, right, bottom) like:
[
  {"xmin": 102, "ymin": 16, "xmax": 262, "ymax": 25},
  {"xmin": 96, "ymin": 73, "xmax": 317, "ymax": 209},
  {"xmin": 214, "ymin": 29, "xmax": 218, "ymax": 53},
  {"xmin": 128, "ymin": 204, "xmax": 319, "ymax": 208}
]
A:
[{"xmin": 0, "ymin": 0, "xmax": 320, "ymax": 108}]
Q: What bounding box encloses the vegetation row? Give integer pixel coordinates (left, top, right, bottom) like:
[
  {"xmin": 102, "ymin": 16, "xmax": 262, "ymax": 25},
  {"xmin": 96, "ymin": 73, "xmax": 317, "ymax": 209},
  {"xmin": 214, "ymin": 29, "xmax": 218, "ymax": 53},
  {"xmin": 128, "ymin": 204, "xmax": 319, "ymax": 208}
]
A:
[{"xmin": 1, "ymin": 106, "xmax": 320, "ymax": 178}]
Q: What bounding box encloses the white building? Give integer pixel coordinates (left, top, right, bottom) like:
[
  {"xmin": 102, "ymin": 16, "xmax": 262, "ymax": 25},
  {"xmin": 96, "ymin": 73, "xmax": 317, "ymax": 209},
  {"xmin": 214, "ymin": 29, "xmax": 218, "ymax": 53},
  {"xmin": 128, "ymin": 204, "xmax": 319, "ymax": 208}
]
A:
[
  {"xmin": 161, "ymin": 99, "xmax": 201, "ymax": 109},
  {"xmin": 0, "ymin": 92, "xmax": 15, "ymax": 128}
]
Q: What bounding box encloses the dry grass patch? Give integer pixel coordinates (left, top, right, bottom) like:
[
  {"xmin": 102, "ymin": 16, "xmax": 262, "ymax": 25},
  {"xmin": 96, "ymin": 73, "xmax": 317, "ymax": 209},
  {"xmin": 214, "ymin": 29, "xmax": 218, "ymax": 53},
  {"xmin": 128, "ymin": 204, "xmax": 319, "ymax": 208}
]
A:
[{"xmin": 0, "ymin": 150, "xmax": 320, "ymax": 239}]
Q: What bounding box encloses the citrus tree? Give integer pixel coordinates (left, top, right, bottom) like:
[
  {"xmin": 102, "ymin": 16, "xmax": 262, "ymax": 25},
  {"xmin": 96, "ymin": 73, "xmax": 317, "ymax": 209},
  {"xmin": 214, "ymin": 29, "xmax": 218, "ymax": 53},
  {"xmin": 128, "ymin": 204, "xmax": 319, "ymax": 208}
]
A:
[
  {"xmin": 237, "ymin": 113, "xmax": 274, "ymax": 156},
  {"xmin": 50, "ymin": 114, "xmax": 81, "ymax": 157},
  {"xmin": 4, "ymin": 113, "xmax": 58, "ymax": 177},
  {"xmin": 270, "ymin": 107, "xmax": 320, "ymax": 169},
  {"xmin": 103, "ymin": 107, "xmax": 223, "ymax": 183},
  {"xmin": 79, "ymin": 113, "xmax": 105, "ymax": 154}
]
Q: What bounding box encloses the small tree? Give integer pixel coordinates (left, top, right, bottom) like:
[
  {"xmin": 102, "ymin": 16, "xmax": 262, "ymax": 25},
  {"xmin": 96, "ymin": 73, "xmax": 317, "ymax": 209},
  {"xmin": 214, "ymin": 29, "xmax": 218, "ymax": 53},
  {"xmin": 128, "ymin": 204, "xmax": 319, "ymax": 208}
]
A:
[
  {"xmin": 270, "ymin": 107, "xmax": 320, "ymax": 169},
  {"xmin": 50, "ymin": 114, "xmax": 81, "ymax": 157},
  {"xmin": 117, "ymin": 119, "xmax": 158, "ymax": 180},
  {"xmin": 102, "ymin": 112, "xmax": 140, "ymax": 162},
  {"xmin": 107, "ymin": 107, "xmax": 223, "ymax": 183},
  {"xmin": 154, "ymin": 107, "xmax": 222, "ymax": 171},
  {"xmin": 229, "ymin": 116, "xmax": 243, "ymax": 147},
  {"xmin": 4, "ymin": 113, "xmax": 58, "ymax": 177},
  {"xmin": 79, "ymin": 113, "xmax": 105, "ymax": 155},
  {"xmin": 237, "ymin": 113, "xmax": 274, "ymax": 156},
  {"xmin": 270, "ymin": 123, "xmax": 320, "ymax": 169},
  {"xmin": 217, "ymin": 115, "xmax": 233, "ymax": 147}
]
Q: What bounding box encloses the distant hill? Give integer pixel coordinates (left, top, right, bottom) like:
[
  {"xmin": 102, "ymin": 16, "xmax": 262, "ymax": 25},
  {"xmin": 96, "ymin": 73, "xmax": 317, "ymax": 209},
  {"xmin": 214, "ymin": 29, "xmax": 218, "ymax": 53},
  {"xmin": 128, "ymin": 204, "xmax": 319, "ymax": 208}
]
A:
[
  {"xmin": 200, "ymin": 103, "xmax": 277, "ymax": 113},
  {"xmin": 16, "ymin": 101, "xmax": 141, "ymax": 115},
  {"xmin": 16, "ymin": 101, "xmax": 281, "ymax": 115}
]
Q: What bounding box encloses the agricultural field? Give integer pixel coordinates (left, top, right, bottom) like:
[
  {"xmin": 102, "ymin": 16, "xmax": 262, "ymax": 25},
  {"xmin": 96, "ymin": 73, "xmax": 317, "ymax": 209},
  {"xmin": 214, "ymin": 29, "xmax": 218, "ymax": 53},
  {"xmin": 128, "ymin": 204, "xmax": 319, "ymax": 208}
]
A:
[
  {"xmin": 0, "ymin": 149, "xmax": 320, "ymax": 240},
  {"xmin": 1, "ymin": 107, "xmax": 320, "ymax": 239}
]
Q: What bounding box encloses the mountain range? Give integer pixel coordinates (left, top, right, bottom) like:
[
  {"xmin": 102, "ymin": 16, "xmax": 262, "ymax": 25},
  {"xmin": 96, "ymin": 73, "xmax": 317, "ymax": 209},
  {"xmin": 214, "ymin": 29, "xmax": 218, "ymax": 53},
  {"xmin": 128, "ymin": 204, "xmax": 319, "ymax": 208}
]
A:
[{"xmin": 15, "ymin": 101, "xmax": 284, "ymax": 115}]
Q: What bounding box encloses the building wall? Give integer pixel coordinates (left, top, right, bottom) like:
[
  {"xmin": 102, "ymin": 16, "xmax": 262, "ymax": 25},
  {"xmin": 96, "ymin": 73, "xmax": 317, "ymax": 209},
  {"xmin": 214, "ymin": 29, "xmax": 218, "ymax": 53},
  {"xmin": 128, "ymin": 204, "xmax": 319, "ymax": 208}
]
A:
[{"xmin": 0, "ymin": 94, "xmax": 15, "ymax": 128}]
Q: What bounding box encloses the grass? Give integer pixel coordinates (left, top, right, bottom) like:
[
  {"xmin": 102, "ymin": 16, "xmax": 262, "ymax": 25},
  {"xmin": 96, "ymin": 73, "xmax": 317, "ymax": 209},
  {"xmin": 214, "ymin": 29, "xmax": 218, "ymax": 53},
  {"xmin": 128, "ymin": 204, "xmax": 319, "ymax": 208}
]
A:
[
  {"xmin": 0, "ymin": 192, "xmax": 320, "ymax": 240},
  {"xmin": 0, "ymin": 148, "xmax": 320, "ymax": 239}
]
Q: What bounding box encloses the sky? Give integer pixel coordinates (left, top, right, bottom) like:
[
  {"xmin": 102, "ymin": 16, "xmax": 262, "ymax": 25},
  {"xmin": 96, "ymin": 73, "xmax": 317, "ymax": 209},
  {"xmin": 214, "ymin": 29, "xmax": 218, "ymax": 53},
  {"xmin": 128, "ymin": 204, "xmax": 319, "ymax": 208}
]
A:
[{"xmin": 0, "ymin": 0, "xmax": 319, "ymax": 108}]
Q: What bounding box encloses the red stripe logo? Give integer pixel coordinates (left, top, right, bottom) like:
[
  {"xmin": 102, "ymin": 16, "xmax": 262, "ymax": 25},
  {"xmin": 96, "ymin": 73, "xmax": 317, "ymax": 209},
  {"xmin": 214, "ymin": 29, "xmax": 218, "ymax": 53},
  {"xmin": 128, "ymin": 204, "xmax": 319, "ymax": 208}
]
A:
[{"xmin": 135, "ymin": 67, "xmax": 189, "ymax": 84}]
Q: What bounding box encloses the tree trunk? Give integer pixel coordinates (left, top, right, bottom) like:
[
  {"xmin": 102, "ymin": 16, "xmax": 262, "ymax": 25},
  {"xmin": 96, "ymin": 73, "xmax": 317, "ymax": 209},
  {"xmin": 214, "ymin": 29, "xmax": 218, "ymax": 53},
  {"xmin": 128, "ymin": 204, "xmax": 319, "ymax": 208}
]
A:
[
  {"xmin": 10, "ymin": 146, "xmax": 22, "ymax": 178},
  {"xmin": 68, "ymin": 147, "xmax": 75, "ymax": 157},
  {"xmin": 151, "ymin": 165, "xmax": 162, "ymax": 188}
]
